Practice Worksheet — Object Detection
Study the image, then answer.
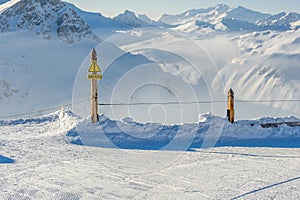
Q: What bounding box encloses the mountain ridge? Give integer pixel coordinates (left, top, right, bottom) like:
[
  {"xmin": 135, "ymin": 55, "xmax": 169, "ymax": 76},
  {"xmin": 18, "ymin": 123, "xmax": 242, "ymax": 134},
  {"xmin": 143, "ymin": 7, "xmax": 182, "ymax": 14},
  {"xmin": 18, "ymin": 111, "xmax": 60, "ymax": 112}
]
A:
[{"xmin": 1, "ymin": 1, "xmax": 300, "ymax": 38}]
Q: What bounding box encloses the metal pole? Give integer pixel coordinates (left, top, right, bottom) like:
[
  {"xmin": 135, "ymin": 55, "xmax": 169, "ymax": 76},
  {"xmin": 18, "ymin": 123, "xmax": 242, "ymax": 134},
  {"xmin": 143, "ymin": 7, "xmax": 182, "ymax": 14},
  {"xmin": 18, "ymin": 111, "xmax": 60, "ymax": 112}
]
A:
[
  {"xmin": 88, "ymin": 48, "xmax": 102, "ymax": 123},
  {"xmin": 91, "ymin": 73, "xmax": 99, "ymax": 123}
]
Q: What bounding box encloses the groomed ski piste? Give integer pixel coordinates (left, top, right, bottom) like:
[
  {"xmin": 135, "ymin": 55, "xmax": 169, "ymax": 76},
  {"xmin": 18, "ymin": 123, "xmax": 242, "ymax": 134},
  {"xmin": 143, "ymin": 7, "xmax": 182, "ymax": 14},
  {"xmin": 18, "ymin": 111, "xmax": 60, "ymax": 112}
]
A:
[{"xmin": 1, "ymin": 110, "xmax": 300, "ymax": 199}]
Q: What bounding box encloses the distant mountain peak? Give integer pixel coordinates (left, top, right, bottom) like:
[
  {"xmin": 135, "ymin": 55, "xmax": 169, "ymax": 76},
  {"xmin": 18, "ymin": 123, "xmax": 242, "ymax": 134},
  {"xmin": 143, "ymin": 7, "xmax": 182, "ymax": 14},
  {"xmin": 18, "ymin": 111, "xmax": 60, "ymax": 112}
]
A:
[
  {"xmin": 123, "ymin": 9, "xmax": 136, "ymax": 16},
  {"xmin": 113, "ymin": 10, "xmax": 153, "ymax": 28},
  {"xmin": 157, "ymin": 4, "xmax": 300, "ymax": 32}
]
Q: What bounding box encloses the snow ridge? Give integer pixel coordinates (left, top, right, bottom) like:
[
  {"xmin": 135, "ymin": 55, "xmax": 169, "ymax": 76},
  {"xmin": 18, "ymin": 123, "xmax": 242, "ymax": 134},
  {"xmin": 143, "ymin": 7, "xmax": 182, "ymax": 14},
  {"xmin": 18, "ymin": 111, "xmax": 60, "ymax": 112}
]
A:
[
  {"xmin": 1, "ymin": 110, "xmax": 300, "ymax": 150},
  {"xmin": 67, "ymin": 112, "xmax": 300, "ymax": 150}
]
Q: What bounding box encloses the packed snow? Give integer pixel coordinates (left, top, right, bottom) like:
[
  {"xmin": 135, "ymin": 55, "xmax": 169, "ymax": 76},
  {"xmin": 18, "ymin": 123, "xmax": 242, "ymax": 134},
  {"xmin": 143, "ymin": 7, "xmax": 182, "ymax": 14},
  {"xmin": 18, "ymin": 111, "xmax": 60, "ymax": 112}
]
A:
[{"xmin": 1, "ymin": 111, "xmax": 300, "ymax": 199}]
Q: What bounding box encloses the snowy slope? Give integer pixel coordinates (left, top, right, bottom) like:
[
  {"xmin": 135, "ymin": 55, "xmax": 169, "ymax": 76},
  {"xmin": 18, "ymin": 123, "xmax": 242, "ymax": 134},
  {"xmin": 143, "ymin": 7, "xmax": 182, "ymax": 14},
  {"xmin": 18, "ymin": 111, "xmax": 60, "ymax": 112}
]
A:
[
  {"xmin": 1, "ymin": 111, "xmax": 300, "ymax": 198},
  {"xmin": 0, "ymin": 29, "xmax": 101, "ymax": 117}
]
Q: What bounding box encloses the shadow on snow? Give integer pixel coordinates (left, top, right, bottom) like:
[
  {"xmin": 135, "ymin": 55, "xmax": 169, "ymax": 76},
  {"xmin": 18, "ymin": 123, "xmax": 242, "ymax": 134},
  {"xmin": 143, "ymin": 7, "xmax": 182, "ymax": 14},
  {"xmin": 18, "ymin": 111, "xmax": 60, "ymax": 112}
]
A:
[
  {"xmin": 231, "ymin": 176, "xmax": 300, "ymax": 199},
  {"xmin": 66, "ymin": 124, "xmax": 300, "ymax": 151},
  {"xmin": 0, "ymin": 155, "xmax": 15, "ymax": 164}
]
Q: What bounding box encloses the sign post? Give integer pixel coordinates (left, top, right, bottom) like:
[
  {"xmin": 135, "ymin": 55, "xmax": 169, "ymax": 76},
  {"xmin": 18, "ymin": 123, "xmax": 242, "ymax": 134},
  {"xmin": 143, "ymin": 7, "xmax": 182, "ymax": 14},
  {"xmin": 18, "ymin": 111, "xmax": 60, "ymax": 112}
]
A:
[{"xmin": 88, "ymin": 48, "xmax": 102, "ymax": 123}]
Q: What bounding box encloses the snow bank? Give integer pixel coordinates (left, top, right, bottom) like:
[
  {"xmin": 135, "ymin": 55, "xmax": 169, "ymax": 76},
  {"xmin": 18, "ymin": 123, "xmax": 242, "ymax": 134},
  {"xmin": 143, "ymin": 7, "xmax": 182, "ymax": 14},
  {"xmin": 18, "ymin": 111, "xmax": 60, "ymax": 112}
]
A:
[
  {"xmin": 1, "ymin": 110, "xmax": 299, "ymax": 150},
  {"xmin": 67, "ymin": 112, "xmax": 300, "ymax": 150}
]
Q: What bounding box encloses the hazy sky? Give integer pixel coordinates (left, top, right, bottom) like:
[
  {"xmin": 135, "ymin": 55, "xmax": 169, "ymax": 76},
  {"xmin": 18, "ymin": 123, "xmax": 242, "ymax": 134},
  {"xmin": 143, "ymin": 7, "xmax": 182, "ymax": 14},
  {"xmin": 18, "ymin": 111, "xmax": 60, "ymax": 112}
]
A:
[{"xmin": 66, "ymin": 0, "xmax": 300, "ymax": 19}]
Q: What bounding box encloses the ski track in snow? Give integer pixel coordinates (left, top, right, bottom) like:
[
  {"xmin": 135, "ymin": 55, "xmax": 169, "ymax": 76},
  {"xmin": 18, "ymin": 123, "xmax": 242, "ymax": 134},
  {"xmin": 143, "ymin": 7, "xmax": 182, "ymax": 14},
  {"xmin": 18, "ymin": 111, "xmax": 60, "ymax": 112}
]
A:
[{"xmin": 0, "ymin": 111, "xmax": 300, "ymax": 199}]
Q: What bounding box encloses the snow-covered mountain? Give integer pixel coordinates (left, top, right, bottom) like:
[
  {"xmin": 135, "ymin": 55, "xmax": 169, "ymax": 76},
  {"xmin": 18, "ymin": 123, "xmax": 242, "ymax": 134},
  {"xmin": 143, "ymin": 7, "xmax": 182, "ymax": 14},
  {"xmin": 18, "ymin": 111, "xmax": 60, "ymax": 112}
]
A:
[
  {"xmin": 159, "ymin": 4, "xmax": 230, "ymax": 29},
  {"xmin": 0, "ymin": 1, "xmax": 300, "ymax": 122},
  {"xmin": 257, "ymin": 12, "xmax": 300, "ymax": 30},
  {"xmin": 0, "ymin": 0, "xmax": 99, "ymax": 43},
  {"xmin": 158, "ymin": 4, "xmax": 300, "ymax": 32}
]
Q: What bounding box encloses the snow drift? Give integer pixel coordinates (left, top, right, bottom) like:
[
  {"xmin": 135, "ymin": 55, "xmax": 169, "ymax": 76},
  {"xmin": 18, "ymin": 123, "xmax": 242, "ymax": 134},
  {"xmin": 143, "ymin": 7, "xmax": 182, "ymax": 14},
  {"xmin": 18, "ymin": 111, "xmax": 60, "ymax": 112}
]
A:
[
  {"xmin": 2, "ymin": 110, "xmax": 300, "ymax": 151},
  {"xmin": 54, "ymin": 111, "xmax": 300, "ymax": 150}
]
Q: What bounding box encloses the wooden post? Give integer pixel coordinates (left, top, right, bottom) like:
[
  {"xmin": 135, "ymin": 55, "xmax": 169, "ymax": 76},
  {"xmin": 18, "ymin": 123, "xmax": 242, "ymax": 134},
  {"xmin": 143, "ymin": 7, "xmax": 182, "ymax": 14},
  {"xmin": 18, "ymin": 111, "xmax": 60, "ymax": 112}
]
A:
[
  {"xmin": 88, "ymin": 48, "xmax": 102, "ymax": 123},
  {"xmin": 227, "ymin": 88, "xmax": 234, "ymax": 123}
]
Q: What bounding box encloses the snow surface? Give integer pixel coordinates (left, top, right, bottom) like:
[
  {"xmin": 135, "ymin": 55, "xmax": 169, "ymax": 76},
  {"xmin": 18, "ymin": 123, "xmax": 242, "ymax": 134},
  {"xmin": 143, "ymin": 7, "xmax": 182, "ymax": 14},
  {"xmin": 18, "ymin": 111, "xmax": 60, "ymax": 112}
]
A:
[{"xmin": 1, "ymin": 111, "xmax": 300, "ymax": 199}]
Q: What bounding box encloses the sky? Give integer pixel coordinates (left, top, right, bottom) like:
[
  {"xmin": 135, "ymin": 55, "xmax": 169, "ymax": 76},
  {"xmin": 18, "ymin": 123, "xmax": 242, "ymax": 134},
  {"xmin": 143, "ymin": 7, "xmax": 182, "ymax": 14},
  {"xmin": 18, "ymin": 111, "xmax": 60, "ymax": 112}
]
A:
[{"xmin": 66, "ymin": 0, "xmax": 300, "ymax": 19}]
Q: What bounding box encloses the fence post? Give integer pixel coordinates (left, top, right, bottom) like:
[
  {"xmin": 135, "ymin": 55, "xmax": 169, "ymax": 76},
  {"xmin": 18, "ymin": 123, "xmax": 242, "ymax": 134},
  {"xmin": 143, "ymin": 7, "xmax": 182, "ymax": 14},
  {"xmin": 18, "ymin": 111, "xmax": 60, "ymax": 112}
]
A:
[{"xmin": 227, "ymin": 88, "xmax": 234, "ymax": 123}]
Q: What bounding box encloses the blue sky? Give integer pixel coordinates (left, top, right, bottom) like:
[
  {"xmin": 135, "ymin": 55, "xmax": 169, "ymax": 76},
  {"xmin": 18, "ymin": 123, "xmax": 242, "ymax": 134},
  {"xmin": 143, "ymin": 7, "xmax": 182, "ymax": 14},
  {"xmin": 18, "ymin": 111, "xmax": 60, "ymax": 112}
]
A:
[{"xmin": 67, "ymin": 0, "xmax": 300, "ymax": 19}]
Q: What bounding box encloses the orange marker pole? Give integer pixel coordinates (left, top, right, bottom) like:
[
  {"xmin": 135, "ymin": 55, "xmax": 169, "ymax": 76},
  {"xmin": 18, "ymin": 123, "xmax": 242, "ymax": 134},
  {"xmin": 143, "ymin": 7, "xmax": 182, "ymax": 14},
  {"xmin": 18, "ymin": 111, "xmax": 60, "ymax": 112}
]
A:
[{"xmin": 227, "ymin": 88, "xmax": 234, "ymax": 123}]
